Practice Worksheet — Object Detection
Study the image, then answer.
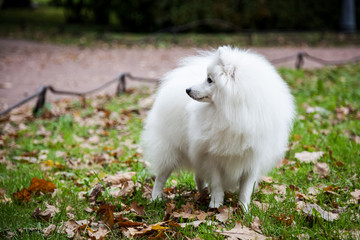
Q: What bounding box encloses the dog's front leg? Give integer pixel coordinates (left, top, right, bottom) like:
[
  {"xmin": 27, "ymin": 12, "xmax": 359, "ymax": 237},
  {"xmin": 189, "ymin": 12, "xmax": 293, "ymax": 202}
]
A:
[
  {"xmin": 238, "ymin": 172, "xmax": 258, "ymax": 212},
  {"xmin": 152, "ymin": 168, "xmax": 173, "ymax": 201},
  {"xmin": 209, "ymin": 168, "xmax": 224, "ymax": 208}
]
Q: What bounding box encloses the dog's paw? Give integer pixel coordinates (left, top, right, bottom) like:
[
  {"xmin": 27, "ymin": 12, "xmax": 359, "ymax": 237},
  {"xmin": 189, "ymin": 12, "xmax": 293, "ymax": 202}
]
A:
[
  {"xmin": 151, "ymin": 191, "xmax": 163, "ymax": 201},
  {"xmin": 209, "ymin": 199, "xmax": 223, "ymax": 208},
  {"xmin": 238, "ymin": 201, "xmax": 250, "ymax": 212}
]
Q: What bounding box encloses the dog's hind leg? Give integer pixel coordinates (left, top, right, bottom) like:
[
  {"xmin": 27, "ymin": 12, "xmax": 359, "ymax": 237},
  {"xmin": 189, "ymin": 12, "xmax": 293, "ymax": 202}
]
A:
[{"xmin": 195, "ymin": 175, "xmax": 205, "ymax": 192}]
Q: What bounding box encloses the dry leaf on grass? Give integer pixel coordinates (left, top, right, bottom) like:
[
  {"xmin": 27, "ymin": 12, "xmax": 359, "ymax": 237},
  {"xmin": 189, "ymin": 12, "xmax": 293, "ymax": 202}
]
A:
[
  {"xmin": 179, "ymin": 220, "xmax": 217, "ymax": 228},
  {"xmin": 350, "ymin": 189, "xmax": 360, "ymax": 203},
  {"xmin": 273, "ymin": 214, "xmax": 294, "ymax": 226},
  {"xmin": 313, "ymin": 162, "xmax": 330, "ymax": 177},
  {"xmin": 253, "ymin": 201, "xmax": 270, "ymax": 211},
  {"xmin": 97, "ymin": 203, "xmax": 115, "ymax": 228},
  {"xmin": 163, "ymin": 202, "xmax": 176, "ymax": 221},
  {"xmin": 172, "ymin": 202, "xmax": 214, "ymax": 220},
  {"xmin": 130, "ymin": 201, "xmax": 145, "ymax": 216},
  {"xmin": 261, "ymin": 176, "xmax": 273, "ymax": 183},
  {"xmin": 89, "ymin": 183, "xmax": 105, "ymax": 205},
  {"xmin": 302, "ymin": 203, "xmax": 339, "ymax": 222},
  {"xmin": 250, "ymin": 216, "xmax": 262, "ymax": 233},
  {"xmin": 217, "ymin": 221, "xmax": 268, "ymax": 240},
  {"xmin": 13, "ymin": 177, "xmax": 56, "ymax": 202},
  {"xmin": 295, "ymin": 151, "xmax": 324, "ymax": 163},
  {"xmin": 42, "ymin": 224, "xmax": 56, "ymax": 237},
  {"xmin": 87, "ymin": 226, "xmax": 110, "ymax": 240},
  {"xmin": 32, "ymin": 202, "xmax": 59, "ymax": 221},
  {"xmin": 216, "ymin": 206, "xmax": 234, "ymax": 223},
  {"xmin": 0, "ymin": 188, "xmax": 12, "ymax": 203}
]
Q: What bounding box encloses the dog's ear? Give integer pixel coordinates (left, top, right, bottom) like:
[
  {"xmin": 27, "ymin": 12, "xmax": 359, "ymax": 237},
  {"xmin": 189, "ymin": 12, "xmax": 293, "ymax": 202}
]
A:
[{"xmin": 217, "ymin": 46, "xmax": 236, "ymax": 79}]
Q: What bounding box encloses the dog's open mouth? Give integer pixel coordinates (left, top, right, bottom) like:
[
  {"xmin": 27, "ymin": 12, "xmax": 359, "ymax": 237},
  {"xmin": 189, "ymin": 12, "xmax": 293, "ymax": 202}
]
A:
[{"xmin": 190, "ymin": 95, "xmax": 210, "ymax": 102}]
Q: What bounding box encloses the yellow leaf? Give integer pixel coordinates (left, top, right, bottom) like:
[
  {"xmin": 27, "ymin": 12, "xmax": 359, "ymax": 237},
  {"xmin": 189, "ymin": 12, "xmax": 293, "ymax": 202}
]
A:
[
  {"xmin": 43, "ymin": 160, "xmax": 54, "ymax": 167},
  {"xmin": 151, "ymin": 224, "xmax": 168, "ymax": 231}
]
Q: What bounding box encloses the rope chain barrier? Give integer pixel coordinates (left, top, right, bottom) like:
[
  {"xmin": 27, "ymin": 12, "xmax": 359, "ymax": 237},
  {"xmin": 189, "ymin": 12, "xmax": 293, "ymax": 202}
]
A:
[{"xmin": 0, "ymin": 51, "xmax": 359, "ymax": 118}]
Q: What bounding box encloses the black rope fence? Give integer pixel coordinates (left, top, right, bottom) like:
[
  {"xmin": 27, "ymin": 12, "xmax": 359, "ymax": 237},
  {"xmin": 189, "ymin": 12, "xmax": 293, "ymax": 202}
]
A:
[{"xmin": 0, "ymin": 51, "xmax": 359, "ymax": 118}]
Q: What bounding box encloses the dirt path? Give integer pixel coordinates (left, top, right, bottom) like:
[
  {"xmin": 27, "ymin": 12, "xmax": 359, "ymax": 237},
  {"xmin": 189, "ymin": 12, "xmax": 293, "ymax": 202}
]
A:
[{"xmin": 1, "ymin": 38, "xmax": 360, "ymax": 109}]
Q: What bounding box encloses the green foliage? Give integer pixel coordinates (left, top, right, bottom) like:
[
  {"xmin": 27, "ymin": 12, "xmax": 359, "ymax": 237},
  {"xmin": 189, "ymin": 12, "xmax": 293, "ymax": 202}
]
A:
[{"xmin": 49, "ymin": 0, "xmax": 357, "ymax": 32}]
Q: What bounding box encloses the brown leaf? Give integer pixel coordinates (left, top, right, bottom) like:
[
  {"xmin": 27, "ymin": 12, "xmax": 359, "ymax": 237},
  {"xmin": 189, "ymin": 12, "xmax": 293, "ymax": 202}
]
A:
[
  {"xmin": 253, "ymin": 201, "xmax": 269, "ymax": 211},
  {"xmin": 103, "ymin": 172, "xmax": 137, "ymax": 198},
  {"xmin": 350, "ymin": 189, "xmax": 360, "ymax": 203},
  {"xmin": 89, "ymin": 183, "xmax": 105, "ymax": 205},
  {"xmin": 302, "ymin": 203, "xmax": 339, "ymax": 222},
  {"xmin": 179, "ymin": 220, "xmax": 217, "ymax": 228},
  {"xmin": 114, "ymin": 212, "xmax": 143, "ymax": 228},
  {"xmin": 217, "ymin": 221, "xmax": 268, "ymax": 240},
  {"xmin": 0, "ymin": 188, "xmax": 12, "ymax": 203},
  {"xmin": 250, "ymin": 216, "xmax": 262, "ymax": 233},
  {"xmin": 13, "ymin": 177, "xmax": 56, "ymax": 202},
  {"xmin": 215, "ymin": 206, "xmax": 233, "ymax": 223},
  {"xmin": 163, "ymin": 202, "xmax": 176, "ymax": 221},
  {"xmin": 295, "ymin": 151, "xmax": 324, "ymax": 163},
  {"xmin": 87, "ymin": 225, "xmax": 110, "ymax": 240},
  {"xmin": 261, "ymin": 176, "xmax": 273, "ymax": 183},
  {"xmin": 42, "ymin": 224, "xmax": 56, "ymax": 237},
  {"xmin": 130, "ymin": 201, "xmax": 145, "ymax": 216},
  {"xmin": 313, "ymin": 162, "xmax": 330, "ymax": 178},
  {"xmin": 32, "ymin": 202, "xmax": 59, "ymax": 221},
  {"xmin": 273, "ymin": 213, "xmax": 294, "ymax": 226},
  {"xmin": 97, "ymin": 203, "xmax": 115, "ymax": 228}
]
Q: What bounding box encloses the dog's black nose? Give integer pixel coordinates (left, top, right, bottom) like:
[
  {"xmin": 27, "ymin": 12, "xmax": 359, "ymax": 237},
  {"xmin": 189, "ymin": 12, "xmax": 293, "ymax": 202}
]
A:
[{"xmin": 186, "ymin": 88, "xmax": 191, "ymax": 94}]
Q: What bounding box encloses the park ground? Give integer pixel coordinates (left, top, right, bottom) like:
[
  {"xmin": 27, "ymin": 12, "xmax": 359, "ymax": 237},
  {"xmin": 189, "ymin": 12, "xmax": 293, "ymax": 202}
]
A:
[{"xmin": 0, "ymin": 32, "xmax": 359, "ymax": 239}]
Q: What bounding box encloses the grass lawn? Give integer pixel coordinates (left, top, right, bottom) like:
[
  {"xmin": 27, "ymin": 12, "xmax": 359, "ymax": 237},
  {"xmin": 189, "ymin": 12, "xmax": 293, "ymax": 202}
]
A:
[{"xmin": 0, "ymin": 64, "xmax": 360, "ymax": 239}]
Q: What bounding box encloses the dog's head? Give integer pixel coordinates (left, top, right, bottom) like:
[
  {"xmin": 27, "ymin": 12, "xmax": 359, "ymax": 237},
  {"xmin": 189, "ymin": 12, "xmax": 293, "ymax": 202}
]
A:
[{"xmin": 186, "ymin": 46, "xmax": 237, "ymax": 103}]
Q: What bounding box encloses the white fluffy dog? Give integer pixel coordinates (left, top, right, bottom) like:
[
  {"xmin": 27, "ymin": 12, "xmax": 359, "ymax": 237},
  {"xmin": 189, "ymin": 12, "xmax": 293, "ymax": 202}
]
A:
[{"xmin": 142, "ymin": 46, "xmax": 295, "ymax": 210}]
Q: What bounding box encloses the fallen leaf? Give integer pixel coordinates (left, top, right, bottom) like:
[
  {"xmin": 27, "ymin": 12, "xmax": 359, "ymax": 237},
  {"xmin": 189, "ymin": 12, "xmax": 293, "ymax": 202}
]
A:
[
  {"xmin": 261, "ymin": 176, "xmax": 273, "ymax": 183},
  {"xmin": 313, "ymin": 162, "xmax": 330, "ymax": 177},
  {"xmin": 216, "ymin": 206, "xmax": 233, "ymax": 223},
  {"xmin": 273, "ymin": 213, "xmax": 294, "ymax": 226},
  {"xmin": 350, "ymin": 189, "xmax": 360, "ymax": 203},
  {"xmin": 32, "ymin": 203, "xmax": 59, "ymax": 222},
  {"xmin": 179, "ymin": 220, "xmax": 217, "ymax": 228},
  {"xmin": 163, "ymin": 202, "xmax": 176, "ymax": 221},
  {"xmin": 250, "ymin": 216, "xmax": 262, "ymax": 233},
  {"xmin": 87, "ymin": 225, "xmax": 110, "ymax": 240},
  {"xmin": 42, "ymin": 224, "xmax": 56, "ymax": 237},
  {"xmin": 130, "ymin": 201, "xmax": 145, "ymax": 216},
  {"xmin": 302, "ymin": 203, "xmax": 339, "ymax": 222},
  {"xmin": 89, "ymin": 183, "xmax": 105, "ymax": 205},
  {"xmin": 253, "ymin": 201, "xmax": 269, "ymax": 211},
  {"xmin": 217, "ymin": 221, "xmax": 267, "ymax": 240},
  {"xmin": 0, "ymin": 188, "xmax": 12, "ymax": 203},
  {"xmin": 297, "ymin": 233, "xmax": 310, "ymax": 240},
  {"xmin": 97, "ymin": 203, "xmax": 115, "ymax": 228},
  {"xmin": 13, "ymin": 177, "xmax": 56, "ymax": 202},
  {"xmin": 295, "ymin": 151, "xmax": 324, "ymax": 163},
  {"xmin": 61, "ymin": 220, "xmax": 80, "ymax": 238}
]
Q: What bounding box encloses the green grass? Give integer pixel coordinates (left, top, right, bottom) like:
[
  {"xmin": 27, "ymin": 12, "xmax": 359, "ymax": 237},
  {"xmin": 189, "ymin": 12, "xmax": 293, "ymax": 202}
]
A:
[
  {"xmin": 1, "ymin": 6, "xmax": 360, "ymax": 48},
  {"xmin": 0, "ymin": 64, "xmax": 360, "ymax": 239}
]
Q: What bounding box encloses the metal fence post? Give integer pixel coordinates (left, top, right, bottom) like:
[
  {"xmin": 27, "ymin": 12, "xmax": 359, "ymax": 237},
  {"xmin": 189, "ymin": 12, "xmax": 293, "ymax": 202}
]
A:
[
  {"xmin": 295, "ymin": 52, "xmax": 305, "ymax": 69},
  {"xmin": 33, "ymin": 86, "xmax": 48, "ymax": 116},
  {"xmin": 116, "ymin": 74, "xmax": 127, "ymax": 95}
]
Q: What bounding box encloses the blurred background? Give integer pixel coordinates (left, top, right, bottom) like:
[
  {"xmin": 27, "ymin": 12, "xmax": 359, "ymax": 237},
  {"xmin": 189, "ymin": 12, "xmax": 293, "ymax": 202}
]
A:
[
  {"xmin": 0, "ymin": 0, "xmax": 359, "ymax": 110},
  {"xmin": 0, "ymin": 0, "xmax": 358, "ymax": 47}
]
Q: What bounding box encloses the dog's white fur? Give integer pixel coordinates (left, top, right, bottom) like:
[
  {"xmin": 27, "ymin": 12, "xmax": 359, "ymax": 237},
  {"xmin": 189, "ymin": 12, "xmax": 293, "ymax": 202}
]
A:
[{"xmin": 142, "ymin": 46, "xmax": 295, "ymax": 210}]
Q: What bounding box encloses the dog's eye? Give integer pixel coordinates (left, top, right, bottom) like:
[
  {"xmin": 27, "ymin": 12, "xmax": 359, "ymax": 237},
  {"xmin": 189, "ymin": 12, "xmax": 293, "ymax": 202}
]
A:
[{"xmin": 207, "ymin": 77, "xmax": 213, "ymax": 84}]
